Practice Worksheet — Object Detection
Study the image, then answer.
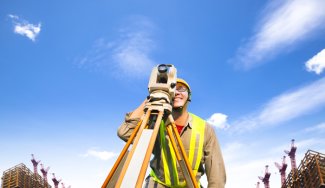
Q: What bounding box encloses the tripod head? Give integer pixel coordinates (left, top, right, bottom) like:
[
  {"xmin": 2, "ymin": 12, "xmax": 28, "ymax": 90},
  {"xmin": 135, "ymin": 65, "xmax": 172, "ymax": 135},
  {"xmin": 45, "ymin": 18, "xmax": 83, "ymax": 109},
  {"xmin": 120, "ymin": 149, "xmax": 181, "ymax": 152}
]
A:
[{"xmin": 147, "ymin": 64, "xmax": 177, "ymax": 105}]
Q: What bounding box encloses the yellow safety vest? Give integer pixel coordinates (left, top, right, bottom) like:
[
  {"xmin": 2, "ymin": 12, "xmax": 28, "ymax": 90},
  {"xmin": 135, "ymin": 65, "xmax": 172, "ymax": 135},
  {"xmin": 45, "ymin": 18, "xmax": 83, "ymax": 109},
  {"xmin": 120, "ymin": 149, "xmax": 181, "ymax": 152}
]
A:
[{"xmin": 150, "ymin": 113, "xmax": 206, "ymax": 187}]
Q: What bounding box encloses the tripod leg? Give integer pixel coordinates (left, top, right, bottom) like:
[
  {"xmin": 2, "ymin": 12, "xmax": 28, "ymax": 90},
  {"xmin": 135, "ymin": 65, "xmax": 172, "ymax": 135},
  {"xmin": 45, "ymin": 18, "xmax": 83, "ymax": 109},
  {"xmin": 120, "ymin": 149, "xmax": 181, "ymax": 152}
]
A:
[
  {"xmin": 166, "ymin": 115, "xmax": 199, "ymax": 188},
  {"xmin": 136, "ymin": 110, "xmax": 164, "ymax": 187},
  {"xmin": 105, "ymin": 150, "xmax": 129, "ymax": 188},
  {"xmin": 101, "ymin": 114, "xmax": 145, "ymax": 188},
  {"xmin": 115, "ymin": 110, "xmax": 153, "ymax": 187},
  {"xmin": 102, "ymin": 111, "xmax": 151, "ymax": 188}
]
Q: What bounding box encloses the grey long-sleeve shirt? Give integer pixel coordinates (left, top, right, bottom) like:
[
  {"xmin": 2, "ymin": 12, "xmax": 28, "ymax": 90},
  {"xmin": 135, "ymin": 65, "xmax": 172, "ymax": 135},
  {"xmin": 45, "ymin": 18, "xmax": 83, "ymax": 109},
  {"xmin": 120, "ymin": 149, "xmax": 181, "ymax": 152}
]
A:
[{"xmin": 117, "ymin": 112, "xmax": 226, "ymax": 188}]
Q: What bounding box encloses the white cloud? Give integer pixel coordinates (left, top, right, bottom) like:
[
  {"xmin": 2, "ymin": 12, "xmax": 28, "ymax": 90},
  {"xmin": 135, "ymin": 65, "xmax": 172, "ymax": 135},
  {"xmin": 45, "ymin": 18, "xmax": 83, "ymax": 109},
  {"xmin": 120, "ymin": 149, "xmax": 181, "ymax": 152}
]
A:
[
  {"xmin": 295, "ymin": 138, "xmax": 321, "ymax": 150},
  {"xmin": 222, "ymin": 142, "xmax": 246, "ymax": 162},
  {"xmin": 113, "ymin": 19, "xmax": 156, "ymax": 77},
  {"xmin": 8, "ymin": 14, "xmax": 19, "ymax": 19},
  {"xmin": 235, "ymin": 0, "xmax": 325, "ymax": 69},
  {"xmin": 82, "ymin": 149, "xmax": 118, "ymax": 161},
  {"xmin": 8, "ymin": 14, "xmax": 41, "ymax": 41},
  {"xmin": 305, "ymin": 49, "xmax": 325, "ymax": 75},
  {"xmin": 77, "ymin": 16, "xmax": 156, "ymax": 78},
  {"xmin": 231, "ymin": 77, "xmax": 325, "ymax": 131},
  {"xmin": 304, "ymin": 122, "xmax": 325, "ymax": 133},
  {"xmin": 14, "ymin": 23, "xmax": 41, "ymax": 41},
  {"xmin": 206, "ymin": 113, "xmax": 230, "ymax": 129}
]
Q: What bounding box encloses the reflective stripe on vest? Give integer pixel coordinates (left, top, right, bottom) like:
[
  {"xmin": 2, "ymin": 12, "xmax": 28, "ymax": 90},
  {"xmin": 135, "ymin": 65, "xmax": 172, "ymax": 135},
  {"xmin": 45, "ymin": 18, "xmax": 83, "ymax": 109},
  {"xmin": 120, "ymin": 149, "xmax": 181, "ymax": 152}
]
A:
[{"xmin": 150, "ymin": 113, "xmax": 206, "ymax": 187}]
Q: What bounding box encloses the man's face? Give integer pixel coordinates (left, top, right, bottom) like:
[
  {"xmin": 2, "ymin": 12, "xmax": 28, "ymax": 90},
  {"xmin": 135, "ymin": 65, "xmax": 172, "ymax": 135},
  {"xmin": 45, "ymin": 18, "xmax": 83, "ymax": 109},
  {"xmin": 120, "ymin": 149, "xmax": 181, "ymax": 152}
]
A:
[{"xmin": 173, "ymin": 83, "xmax": 189, "ymax": 108}]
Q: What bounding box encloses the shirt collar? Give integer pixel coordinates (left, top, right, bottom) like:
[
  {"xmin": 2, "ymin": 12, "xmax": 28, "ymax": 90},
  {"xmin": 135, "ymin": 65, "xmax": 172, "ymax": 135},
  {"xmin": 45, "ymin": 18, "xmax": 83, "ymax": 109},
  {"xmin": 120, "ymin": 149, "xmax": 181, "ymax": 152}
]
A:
[{"xmin": 185, "ymin": 112, "xmax": 193, "ymax": 129}]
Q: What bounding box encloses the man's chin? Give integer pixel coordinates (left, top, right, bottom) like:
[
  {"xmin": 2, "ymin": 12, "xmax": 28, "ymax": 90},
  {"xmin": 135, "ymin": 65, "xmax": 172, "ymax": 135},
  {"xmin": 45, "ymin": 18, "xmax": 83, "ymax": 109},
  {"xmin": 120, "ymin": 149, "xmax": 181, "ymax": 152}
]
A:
[{"xmin": 173, "ymin": 104, "xmax": 183, "ymax": 108}]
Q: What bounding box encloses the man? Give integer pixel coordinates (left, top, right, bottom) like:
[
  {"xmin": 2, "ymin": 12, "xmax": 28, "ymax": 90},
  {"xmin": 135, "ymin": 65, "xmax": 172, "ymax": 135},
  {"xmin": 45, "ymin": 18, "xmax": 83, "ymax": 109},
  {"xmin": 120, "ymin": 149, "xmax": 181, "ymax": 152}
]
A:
[{"xmin": 117, "ymin": 78, "xmax": 226, "ymax": 188}]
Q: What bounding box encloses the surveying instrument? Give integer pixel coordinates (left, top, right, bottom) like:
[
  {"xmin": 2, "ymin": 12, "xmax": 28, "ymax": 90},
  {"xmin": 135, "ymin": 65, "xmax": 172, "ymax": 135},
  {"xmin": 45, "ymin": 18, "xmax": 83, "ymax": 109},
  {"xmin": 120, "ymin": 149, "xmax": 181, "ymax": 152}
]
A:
[{"xmin": 101, "ymin": 64, "xmax": 199, "ymax": 188}]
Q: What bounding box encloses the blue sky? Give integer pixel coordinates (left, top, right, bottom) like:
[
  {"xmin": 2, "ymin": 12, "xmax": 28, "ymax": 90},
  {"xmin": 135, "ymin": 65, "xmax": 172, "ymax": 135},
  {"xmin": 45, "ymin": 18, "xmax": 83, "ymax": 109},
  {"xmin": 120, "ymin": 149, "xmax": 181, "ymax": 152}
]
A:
[{"xmin": 1, "ymin": 0, "xmax": 325, "ymax": 187}]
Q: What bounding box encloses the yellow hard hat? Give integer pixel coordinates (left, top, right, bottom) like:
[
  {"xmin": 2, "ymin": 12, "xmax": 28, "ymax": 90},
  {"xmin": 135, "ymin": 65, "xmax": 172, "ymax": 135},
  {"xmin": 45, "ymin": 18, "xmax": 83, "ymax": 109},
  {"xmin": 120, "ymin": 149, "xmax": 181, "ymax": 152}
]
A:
[
  {"xmin": 176, "ymin": 78, "xmax": 190, "ymax": 92},
  {"xmin": 176, "ymin": 78, "xmax": 191, "ymax": 101}
]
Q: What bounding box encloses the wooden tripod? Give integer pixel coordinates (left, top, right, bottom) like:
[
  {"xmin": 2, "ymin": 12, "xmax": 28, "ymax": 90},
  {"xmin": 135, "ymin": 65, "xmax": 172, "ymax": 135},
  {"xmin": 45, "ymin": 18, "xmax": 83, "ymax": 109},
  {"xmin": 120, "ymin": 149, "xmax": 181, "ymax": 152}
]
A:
[{"xmin": 101, "ymin": 100, "xmax": 199, "ymax": 188}]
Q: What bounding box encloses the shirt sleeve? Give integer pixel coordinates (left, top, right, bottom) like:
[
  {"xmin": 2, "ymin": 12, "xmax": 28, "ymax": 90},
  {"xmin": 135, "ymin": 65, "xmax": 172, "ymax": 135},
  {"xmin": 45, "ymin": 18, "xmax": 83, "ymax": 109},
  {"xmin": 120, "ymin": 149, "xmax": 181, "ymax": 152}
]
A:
[
  {"xmin": 117, "ymin": 112, "xmax": 141, "ymax": 142},
  {"xmin": 204, "ymin": 123, "xmax": 226, "ymax": 188}
]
